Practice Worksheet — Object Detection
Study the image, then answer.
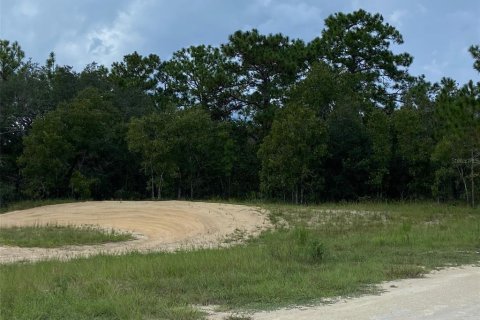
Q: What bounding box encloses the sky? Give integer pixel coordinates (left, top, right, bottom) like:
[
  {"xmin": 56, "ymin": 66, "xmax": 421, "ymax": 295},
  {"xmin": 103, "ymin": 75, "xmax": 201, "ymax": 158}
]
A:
[{"xmin": 0, "ymin": 0, "xmax": 479, "ymax": 84}]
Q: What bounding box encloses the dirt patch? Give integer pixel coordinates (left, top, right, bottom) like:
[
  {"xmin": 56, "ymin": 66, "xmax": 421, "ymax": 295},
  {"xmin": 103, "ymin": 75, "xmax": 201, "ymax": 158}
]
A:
[
  {"xmin": 205, "ymin": 266, "xmax": 480, "ymax": 320},
  {"xmin": 0, "ymin": 201, "xmax": 271, "ymax": 263}
]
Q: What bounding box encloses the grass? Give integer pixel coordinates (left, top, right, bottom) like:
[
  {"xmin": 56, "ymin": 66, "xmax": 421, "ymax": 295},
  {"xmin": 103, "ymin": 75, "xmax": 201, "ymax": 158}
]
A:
[
  {"xmin": 0, "ymin": 201, "xmax": 479, "ymax": 319},
  {"xmin": 0, "ymin": 224, "xmax": 134, "ymax": 248}
]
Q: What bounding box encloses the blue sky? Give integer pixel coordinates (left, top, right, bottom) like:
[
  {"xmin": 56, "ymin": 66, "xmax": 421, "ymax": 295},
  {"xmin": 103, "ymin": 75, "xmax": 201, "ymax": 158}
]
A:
[{"xmin": 0, "ymin": 0, "xmax": 479, "ymax": 84}]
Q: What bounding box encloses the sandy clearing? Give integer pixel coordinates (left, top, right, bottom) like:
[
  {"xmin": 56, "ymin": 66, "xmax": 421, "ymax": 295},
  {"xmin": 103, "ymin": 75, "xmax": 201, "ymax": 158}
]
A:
[
  {"xmin": 0, "ymin": 201, "xmax": 271, "ymax": 263},
  {"xmin": 206, "ymin": 265, "xmax": 480, "ymax": 320}
]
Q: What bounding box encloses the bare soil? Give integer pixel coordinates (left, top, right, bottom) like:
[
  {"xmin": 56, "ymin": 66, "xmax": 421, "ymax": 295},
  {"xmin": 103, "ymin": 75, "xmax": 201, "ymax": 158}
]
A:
[{"xmin": 0, "ymin": 201, "xmax": 271, "ymax": 263}]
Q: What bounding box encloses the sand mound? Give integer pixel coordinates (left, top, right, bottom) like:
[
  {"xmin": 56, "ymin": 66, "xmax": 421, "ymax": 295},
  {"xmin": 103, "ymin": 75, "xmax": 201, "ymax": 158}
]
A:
[{"xmin": 0, "ymin": 201, "xmax": 271, "ymax": 263}]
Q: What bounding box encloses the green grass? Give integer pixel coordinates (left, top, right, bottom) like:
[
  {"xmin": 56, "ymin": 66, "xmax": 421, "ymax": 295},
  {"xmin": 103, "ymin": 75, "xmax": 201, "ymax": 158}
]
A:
[
  {"xmin": 0, "ymin": 224, "xmax": 134, "ymax": 248},
  {"xmin": 0, "ymin": 202, "xmax": 479, "ymax": 319}
]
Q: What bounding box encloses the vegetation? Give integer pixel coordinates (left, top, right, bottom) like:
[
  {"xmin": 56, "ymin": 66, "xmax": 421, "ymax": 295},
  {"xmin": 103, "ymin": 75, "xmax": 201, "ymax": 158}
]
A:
[
  {"xmin": 1, "ymin": 9, "xmax": 479, "ymax": 207},
  {"xmin": 1, "ymin": 202, "xmax": 478, "ymax": 319},
  {"xmin": 0, "ymin": 199, "xmax": 77, "ymax": 214},
  {"xmin": 1, "ymin": 7, "xmax": 478, "ymax": 319},
  {"xmin": 0, "ymin": 224, "xmax": 133, "ymax": 248}
]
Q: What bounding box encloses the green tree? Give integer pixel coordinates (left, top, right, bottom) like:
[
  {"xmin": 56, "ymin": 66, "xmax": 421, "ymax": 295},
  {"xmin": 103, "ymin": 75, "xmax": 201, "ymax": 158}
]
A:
[
  {"xmin": 325, "ymin": 103, "xmax": 372, "ymax": 200},
  {"xmin": 469, "ymin": 45, "xmax": 480, "ymax": 73},
  {"xmin": 0, "ymin": 40, "xmax": 25, "ymax": 80},
  {"xmin": 110, "ymin": 51, "xmax": 161, "ymax": 93},
  {"xmin": 127, "ymin": 111, "xmax": 176, "ymax": 199},
  {"xmin": 433, "ymin": 80, "xmax": 480, "ymax": 206},
  {"xmin": 288, "ymin": 62, "xmax": 361, "ymax": 119},
  {"xmin": 386, "ymin": 77, "xmax": 438, "ymax": 199},
  {"xmin": 365, "ymin": 108, "xmax": 391, "ymax": 197},
  {"xmin": 128, "ymin": 108, "xmax": 234, "ymax": 199},
  {"xmin": 258, "ymin": 104, "xmax": 327, "ymax": 203},
  {"xmin": 313, "ymin": 9, "xmax": 413, "ymax": 110},
  {"xmin": 222, "ymin": 29, "xmax": 308, "ymax": 137},
  {"xmin": 162, "ymin": 45, "xmax": 238, "ymax": 121},
  {"xmin": 392, "ymin": 106, "xmax": 434, "ymax": 198},
  {"xmin": 0, "ymin": 42, "xmax": 55, "ymax": 205},
  {"xmin": 18, "ymin": 88, "xmax": 124, "ymax": 199},
  {"xmin": 110, "ymin": 52, "xmax": 162, "ymax": 118}
]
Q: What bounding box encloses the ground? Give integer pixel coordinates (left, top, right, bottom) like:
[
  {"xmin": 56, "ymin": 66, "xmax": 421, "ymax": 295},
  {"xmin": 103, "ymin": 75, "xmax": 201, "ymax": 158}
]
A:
[
  {"xmin": 1, "ymin": 201, "xmax": 478, "ymax": 319},
  {"xmin": 205, "ymin": 266, "xmax": 480, "ymax": 320},
  {"xmin": 0, "ymin": 201, "xmax": 270, "ymax": 263}
]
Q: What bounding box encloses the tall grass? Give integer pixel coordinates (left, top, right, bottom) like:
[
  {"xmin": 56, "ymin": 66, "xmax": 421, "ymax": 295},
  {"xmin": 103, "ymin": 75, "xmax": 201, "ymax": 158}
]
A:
[{"xmin": 0, "ymin": 202, "xmax": 479, "ymax": 319}]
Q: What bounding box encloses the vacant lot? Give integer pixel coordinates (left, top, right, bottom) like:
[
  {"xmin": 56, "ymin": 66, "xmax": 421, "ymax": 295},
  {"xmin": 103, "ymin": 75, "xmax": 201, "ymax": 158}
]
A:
[
  {"xmin": 0, "ymin": 201, "xmax": 270, "ymax": 263},
  {"xmin": 0, "ymin": 201, "xmax": 479, "ymax": 319}
]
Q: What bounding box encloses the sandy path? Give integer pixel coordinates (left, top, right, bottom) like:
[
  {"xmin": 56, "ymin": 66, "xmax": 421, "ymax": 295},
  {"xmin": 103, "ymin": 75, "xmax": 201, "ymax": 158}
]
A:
[
  {"xmin": 0, "ymin": 201, "xmax": 270, "ymax": 263},
  {"xmin": 206, "ymin": 266, "xmax": 480, "ymax": 320}
]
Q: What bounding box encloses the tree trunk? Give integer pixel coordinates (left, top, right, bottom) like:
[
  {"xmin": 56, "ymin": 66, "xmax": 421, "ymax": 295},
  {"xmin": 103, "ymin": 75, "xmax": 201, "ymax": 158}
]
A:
[
  {"xmin": 157, "ymin": 172, "xmax": 163, "ymax": 200},
  {"xmin": 471, "ymin": 149, "xmax": 475, "ymax": 208},
  {"xmin": 151, "ymin": 166, "xmax": 155, "ymax": 200},
  {"xmin": 300, "ymin": 186, "xmax": 304, "ymax": 205},
  {"xmin": 177, "ymin": 173, "xmax": 182, "ymax": 199},
  {"xmin": 457, "ymin": 166, "xmax": 469, "ymax": 205},
  {"xmin": 190, "ymin": 180, "xmax": 193, "ymax": 199},
  {"xmin": 227, "ymin": 176, "xmax": 231, "ymax": 199}
]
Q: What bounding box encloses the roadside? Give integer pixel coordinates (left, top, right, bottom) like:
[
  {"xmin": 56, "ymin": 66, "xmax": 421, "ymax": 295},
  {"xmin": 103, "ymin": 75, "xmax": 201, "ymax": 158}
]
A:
[{"xmin": 206, "ymin": 265, "xmax": 480, "ymax": 320}]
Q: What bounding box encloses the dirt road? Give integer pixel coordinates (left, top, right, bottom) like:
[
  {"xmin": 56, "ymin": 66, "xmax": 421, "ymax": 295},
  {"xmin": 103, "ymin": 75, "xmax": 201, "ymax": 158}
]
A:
[
  {"xmin": 0, "ymin": 201, "xmax": 270, "ymax": 263},
  {"xmin": 207, "ymin": 266, "xmax": 480, "ymax": 320}
]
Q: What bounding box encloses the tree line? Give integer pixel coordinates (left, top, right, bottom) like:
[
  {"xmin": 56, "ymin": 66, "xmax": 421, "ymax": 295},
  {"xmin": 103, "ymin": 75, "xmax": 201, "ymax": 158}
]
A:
[{"xmin": 1, "ymin": 10, "xmax": 479, "ymax": 206}]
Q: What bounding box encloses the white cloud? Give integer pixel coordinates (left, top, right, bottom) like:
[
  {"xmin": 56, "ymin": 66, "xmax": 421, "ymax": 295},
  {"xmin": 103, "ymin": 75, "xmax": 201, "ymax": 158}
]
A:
[
  {"xmin": 416, "ymin": 3, "xmax": 427, "ymax": 14},
  {"xmin": 248, "ymin": 1, "xmax": 322, "ymax": 39},
  {"xmin": 350, "ymin": 0, "xmax": 361, "ymax": 10},
  {"xmin": 53, "ymin": 0, "xmax": 151, "ymax": 68},
  {"xmin": 13, "ymin": 0, "xmax": 39, "ymax": 18},
  {"xmin": 388, "ymin": 10, "xmax": 407, "ymax": 27},
  {"xmin": 256, "ymin": 0, "xmax": 273, "ymax": 7},
  {"xmin": 422, "ymin": 58, "xmax": 449, "ymax": 79},
  {"xmin": 1, "ymin": 0, "xmax": 477, "ymax": 84}
]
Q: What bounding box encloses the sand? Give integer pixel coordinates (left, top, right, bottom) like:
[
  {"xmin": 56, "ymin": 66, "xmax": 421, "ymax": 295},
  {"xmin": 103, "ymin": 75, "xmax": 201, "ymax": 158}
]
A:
[{"xmin": 0, "ymin": 201, "xmax": 271, "ymax": 263}]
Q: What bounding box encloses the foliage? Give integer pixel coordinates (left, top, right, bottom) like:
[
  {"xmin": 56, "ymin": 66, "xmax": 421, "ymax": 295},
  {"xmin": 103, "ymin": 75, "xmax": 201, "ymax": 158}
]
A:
[
  {"xmin": 432, "ymin": 79, "xmax": 480, "ymax": 205},
  {"xmin": 127, "ymin": 108, "xmax": 235, "ymax": 199},
  {"xmin": 162, "ymin": 45, "xmax": 238, "ymax": 120},
  {"xmin": 469, "ymin": 45, "xmax": 480, "ymax": 73},
  {"xmin": 0, "ymin": 9, "xmax": 479, "ymax": 206},
  {"xmin": 18, "ymin": 88, "xmax": 126, "ymax": 199},
  {"xmin": 313, "ymin": 9, "xmax": 413, "ymax": 110},
  {"xmin": 222, "ymin": 29, "xmax": 308, "ymax": 137},
  {"xmin": 0, "ymin": 40, "xmax": 25, "ymax": 80},
  {"xmin": 258, "ymin": 104, "xmax": 327, "ymax": 203}
]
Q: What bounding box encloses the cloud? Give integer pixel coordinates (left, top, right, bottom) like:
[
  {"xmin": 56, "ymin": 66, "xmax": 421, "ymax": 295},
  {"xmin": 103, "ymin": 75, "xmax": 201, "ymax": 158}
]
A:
[
  {"xmin": 1, "ymin": 0, "xmax": 477, "ymax": 84},
  {"xmin": 416, "ymin": 3, "xmax": 427, "ymax": 14},
  {"xmin": 387, "ymin": 10, "xmax": 407, "ymax": 27},
  {"xmin": 422, "ymin": 57, "xmax": 449, "ymax": 79},
  {"xmin": 248, "ymin": 1, "xmax": 323, "ymax": 40},
  {"xmin": 52, "ymin": 0, "xmax": 150, "ymax": 68},
  {"xmin": 13, "ymin": 0, "xmax": 39, "ymax": 17}
]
